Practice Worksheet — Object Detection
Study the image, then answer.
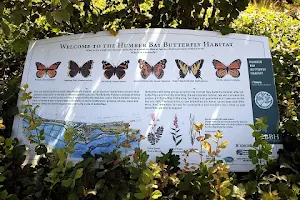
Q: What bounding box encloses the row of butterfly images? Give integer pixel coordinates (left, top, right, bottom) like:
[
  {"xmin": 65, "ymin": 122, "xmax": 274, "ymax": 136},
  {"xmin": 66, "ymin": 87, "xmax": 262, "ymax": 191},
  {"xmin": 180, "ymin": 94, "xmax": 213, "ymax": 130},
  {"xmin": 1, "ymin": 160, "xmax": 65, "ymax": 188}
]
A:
[{"xmin": 36, "ymin": 59, "xmax": 242, "ymax": 79}]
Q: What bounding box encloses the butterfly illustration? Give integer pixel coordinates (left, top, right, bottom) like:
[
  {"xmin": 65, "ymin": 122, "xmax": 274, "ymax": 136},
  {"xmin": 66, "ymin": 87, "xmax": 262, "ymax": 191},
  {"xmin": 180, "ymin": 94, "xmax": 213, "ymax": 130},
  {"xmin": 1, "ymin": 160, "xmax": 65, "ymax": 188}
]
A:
[
  {"xmin": 138, "ymin": 59, "xmax": 167, "ymax": 79},
  {"xmin": 68, "ymin": 60, "xmax": 93, "ymax": 78},
  {"xmin": 36, "ymin": 62, "xmax": 61, "ymax": 78},
  {"xmin": 102, "ymin": 60, "xmax": 129, "ymax": 79},
  {"xmin": 175, "ymin": 59, "xmax": 204, "ymax": 78},
  {"xmin": 148, "ymin": 126, "xmax": 164, "ymax": 145},
  {"xmin": 213, "ymin": 59, "xmax": 241, "ymax": 78}
]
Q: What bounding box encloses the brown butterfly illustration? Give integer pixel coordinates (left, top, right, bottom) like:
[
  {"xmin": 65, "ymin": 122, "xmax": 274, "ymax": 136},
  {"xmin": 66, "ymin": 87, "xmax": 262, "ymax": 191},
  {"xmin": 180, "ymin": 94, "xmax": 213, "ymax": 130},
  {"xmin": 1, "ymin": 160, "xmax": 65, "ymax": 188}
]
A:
[
  {"xmin": 102, "ymin": 60, "xmax": 129, "ymax": 79},
  {"xmin": 36, "ymin": 62, "xmax": 61, "ymax": 78},
  {"xmin": 138, "ymin": 59, "xmax": 167, "ymax": 79},
  {"xmin": 213, "ymin": 59, "xmax": 241, "ymax": 78},
  {"xmin": 68, "ymin": 60, "xmax": 93, "ymax": 78}
]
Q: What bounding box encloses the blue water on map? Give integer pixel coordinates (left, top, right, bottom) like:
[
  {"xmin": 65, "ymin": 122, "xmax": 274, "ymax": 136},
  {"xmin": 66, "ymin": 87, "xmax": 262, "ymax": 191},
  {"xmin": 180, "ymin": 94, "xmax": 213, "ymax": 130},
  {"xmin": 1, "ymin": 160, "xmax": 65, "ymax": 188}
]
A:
[{"xmin": 23, "ymin": 120, "xmax": 139, "ymax": 158}]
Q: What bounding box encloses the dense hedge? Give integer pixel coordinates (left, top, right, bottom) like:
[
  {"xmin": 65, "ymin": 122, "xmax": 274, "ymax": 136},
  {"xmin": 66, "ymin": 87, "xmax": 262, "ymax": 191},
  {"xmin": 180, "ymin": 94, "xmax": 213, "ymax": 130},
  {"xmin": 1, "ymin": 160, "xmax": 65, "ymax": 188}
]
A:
[
  {"xmin": 0, "ymin": 117, "xmax": 300, "ymax": 200},
  {"xmin": 232, "ymin": 6, "xmax": 300, "ymax": 137},
  {"xmin": 1, "ymin": 2, "xmax": 300, "ymax": 200}
]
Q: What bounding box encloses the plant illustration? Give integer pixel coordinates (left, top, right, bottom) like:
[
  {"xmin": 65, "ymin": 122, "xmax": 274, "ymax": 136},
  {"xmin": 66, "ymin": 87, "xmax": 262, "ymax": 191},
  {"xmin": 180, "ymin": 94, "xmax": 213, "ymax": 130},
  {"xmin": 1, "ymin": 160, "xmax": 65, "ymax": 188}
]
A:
[
  {"xmin": 148, "ymin": 113, "xmax": 164, "ymax": 145},
  {"xmin": 171, "ymin": 114, "xmax": 182, "ymax": 146},
  {"xmin": 189, "ymin": 113, "xmax": 196, "ymax": 145}
]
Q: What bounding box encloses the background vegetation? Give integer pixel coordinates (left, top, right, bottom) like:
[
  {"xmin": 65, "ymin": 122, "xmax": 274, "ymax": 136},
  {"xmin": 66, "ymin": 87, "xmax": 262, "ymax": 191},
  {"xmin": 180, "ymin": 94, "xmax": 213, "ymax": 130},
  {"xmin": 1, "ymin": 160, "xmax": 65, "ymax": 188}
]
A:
[{"xmin": 0, "ymin": 0, "xmax": 300, "ymax": 199}]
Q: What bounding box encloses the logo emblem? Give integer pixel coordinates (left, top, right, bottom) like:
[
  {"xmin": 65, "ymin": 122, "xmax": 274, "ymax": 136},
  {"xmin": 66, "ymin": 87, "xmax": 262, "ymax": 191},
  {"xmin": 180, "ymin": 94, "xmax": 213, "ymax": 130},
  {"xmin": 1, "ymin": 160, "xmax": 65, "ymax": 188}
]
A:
[
  {"xmin": 254, "ymin": 91, "xmax": 273, "ymax": 109},
  {"xmin": 223, "ymin": 157, "xmax": 234, "ymax": 163}
]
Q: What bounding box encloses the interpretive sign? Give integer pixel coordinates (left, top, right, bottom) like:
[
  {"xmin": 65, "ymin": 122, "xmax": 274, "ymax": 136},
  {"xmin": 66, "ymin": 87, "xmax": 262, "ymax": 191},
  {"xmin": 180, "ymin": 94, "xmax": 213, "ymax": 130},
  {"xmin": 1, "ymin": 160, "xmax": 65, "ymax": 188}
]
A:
[{"xmin": 13, "ymin": 29, "xmax": 281, "ymax": 171}]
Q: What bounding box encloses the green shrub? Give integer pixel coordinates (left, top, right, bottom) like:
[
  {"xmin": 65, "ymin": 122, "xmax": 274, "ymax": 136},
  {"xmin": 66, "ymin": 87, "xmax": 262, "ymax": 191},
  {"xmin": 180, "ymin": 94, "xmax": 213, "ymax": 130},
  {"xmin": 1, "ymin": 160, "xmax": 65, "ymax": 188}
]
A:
[
  {"xmin": 232, "ymin": 6, "xmax": 300, "ymax": 137},
  {"xmin": 1, "ymin": 112, "xmax": 300, "ymax": 199}
]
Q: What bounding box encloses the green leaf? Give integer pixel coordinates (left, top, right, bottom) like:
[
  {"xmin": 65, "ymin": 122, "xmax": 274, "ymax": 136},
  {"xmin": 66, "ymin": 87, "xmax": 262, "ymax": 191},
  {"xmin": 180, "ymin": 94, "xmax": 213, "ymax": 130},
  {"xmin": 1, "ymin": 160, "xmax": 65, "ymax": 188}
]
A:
[
  {"xmin": 51, "ymin": 0, "xmax": 60, "ymax": 6},
  {"xmin": 220, "ymin": 187, "xmax": 231, "ymax": 197},
  {"xmin": 0, "ymin": 2, "xmax": 4, "ymax": 16},
  {"xmin": 0, "ymin": 190, "xmax": 8, "ymax": 199},
  {"xmin": 12, "ymin": 11, "xmax": 23, "ymax": 25},
  {"xmin": 92, "ymin": 0, "xmax": 106, "ymax": 9},
  {"xmin": 252, "ymin": 131, "xmax": 261, "ymax": 138},
  {"xmin": 70, "ymin": 0, "xmax": 80, "ymax": 4},
  {"xmin": 151, "ymin": 190, "xmax": 162, "ymax": 199},
  {"xmin": 232, "ymin": 184, "xmax": 246, "ymax": 198},
  {"xmin": 141, "ymin": 169, "xmax": 152, "ymax": 184},
  {"xmin": 53, "ymin": 10, "xmax": 70, "ymax": 23},
  {"xmin": 0, "ymin": 176, "xmax": 6, "ymax": 182},
  {"xmin": 220, "ymin": 180, "xmax": 231, "ymax": 188},
  {"xmin": 249, "ymin": 124, "xmax": 256, "ymax": 130},
  {"xmin": 95, "ymin": 179, "xmax": 105, "ymax": 190},
  {"xmin": 62, "ymin": 178, "xmax": 73, "ymax": 188},
  {"xmin": 56, "ymin": 149, "xmax": 67, "ymax": 166},
  {"xmin": 6, "ymin": 194, "xmax": 19, "ymax": 200},
  {"xmin": 245, "ymin": 181, "xmax": 257, "ymax": 195},
  {"xmin": 134, "ymin": 192, "xmax": 147, "ymax": 199},
  {"xmin": 74, "ymin": 168, "xmax": 83, "ymax": 179},
  {"xmin": 12, "ymin": 38, "xmax": 28, "ymax": 53},
  {"xmin": 252, "ymin": 157, "xmax": 259, "ymax": 164},
  {"xmin": 61, "ymin": 0, "xmax": 69, "ymax": 9},
  {"xmin": 1, "ymin": 21, "xmax": 10, "ymax": 36},
  {"xmin": 5, "ymin": 138, "xmax": 13, "ymax": 146},
  {"xmin": 248, "ymin": 149, "xmax": 256, "ymax": 159},
  {"xmin": 68, "ymin": 192, "xmax": 79, "ymax": 200},
  {"xmin": 66, "ymin": 161, "xmax": 73, "ymax": 168},
  {"xmin": 0, "ymin": 136, "xmax": 5, "ymax": 143}
]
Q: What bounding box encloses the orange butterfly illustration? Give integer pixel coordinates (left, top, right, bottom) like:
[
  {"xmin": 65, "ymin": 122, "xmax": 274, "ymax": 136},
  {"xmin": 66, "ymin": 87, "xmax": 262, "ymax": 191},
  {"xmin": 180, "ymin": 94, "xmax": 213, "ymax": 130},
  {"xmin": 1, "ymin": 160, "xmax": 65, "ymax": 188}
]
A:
[
  {"xmin": 138, "ymin": 59, "xmax": 167, "ymax": 79},
  {"xmin": 36, "ymin": 62, "xmax": 61, "ymax": 78},
  {"xmin": 213, "ymin": 59, "xmax": 241, "ymax": 78}
]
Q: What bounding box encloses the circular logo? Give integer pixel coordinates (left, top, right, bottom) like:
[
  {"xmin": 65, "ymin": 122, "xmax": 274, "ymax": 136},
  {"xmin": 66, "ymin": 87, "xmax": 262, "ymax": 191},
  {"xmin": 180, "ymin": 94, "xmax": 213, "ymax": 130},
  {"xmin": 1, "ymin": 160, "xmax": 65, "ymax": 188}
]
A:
[{"xmin": 254, "ymin": 91, "xmax": 273, "ymax": 109}]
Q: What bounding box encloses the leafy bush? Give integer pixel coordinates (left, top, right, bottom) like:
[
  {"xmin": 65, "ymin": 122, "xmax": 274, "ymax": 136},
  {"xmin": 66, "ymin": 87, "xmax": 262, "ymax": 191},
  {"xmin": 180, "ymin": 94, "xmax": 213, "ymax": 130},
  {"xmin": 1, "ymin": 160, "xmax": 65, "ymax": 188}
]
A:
[
  {"xmin": 1, "ymin": 107, "xmax": 300, "ymax": 200},
  {"xmin": 232, "ymin": 5, "xmax": 300, "ymax": 137},
  {"xmin": 1, "ymin": 2, "xmax": 300, "ymax": 200}
]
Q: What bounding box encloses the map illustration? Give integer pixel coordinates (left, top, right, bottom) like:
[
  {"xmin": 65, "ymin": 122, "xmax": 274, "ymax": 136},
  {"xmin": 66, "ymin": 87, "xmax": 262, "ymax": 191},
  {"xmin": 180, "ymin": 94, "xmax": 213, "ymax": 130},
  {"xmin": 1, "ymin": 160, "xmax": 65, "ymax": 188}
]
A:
[{"xmin": 22, "ymin": 113, "xmax": 140, "ymax": 158}]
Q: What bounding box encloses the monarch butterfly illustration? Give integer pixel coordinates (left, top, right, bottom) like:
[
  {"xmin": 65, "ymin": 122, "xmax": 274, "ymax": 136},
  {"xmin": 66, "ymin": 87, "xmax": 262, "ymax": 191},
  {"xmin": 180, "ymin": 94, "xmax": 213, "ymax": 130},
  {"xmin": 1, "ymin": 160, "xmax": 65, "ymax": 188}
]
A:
[
  {"xmin": 36, "ymin": 62, "xmax": 61, "ymax": 78},
  {"xmin": 213, "ymin": 59, "xmax": 241, "ymax": 78}
]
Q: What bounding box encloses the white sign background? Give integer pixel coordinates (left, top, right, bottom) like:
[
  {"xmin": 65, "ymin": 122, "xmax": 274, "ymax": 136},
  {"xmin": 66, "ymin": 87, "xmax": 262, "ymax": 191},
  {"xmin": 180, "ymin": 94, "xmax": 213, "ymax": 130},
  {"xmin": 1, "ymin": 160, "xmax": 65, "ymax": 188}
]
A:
[{"xmin": 13, "ymin": 29, "xmax": 281, "ymax": 172}]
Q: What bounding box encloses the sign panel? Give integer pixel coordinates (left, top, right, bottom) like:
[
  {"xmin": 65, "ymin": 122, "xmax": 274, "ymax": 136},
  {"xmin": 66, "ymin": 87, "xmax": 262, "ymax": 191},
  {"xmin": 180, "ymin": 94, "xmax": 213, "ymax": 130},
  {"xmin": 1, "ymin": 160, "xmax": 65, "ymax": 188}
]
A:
[{"xmin": 13, "ymin": 29, "xmax": 281, "ymax": 171}]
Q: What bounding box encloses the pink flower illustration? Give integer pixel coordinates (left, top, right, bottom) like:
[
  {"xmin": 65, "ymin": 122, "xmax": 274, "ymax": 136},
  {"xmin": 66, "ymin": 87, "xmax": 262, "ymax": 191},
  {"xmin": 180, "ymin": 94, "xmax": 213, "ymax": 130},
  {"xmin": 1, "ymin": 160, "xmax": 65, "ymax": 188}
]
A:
[
  {"xmin": 151, "ymin": 113, "xmax": 155, "ymax": 121},
  {"xmin": 173, "ymin": 114, "xmax": 178, "ymax": 128}
]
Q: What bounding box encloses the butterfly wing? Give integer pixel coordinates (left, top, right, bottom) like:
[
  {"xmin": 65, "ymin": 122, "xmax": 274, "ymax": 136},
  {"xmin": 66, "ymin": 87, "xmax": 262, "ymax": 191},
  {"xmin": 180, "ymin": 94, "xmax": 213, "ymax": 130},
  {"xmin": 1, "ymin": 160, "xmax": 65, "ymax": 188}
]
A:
[
  {"xmin": 68, "ymin": 60, "xmax": 80, "ymax": 78},
  {"xmin": 153, "ymin": 59, "xmax": 167, "ymax": 79},
  {"xmin": 80, "ymin": 60, "xmax": 93, "ymax": 78},
  {"xmin": 36, "ymin": 62, "xmax": 47, "ymax": 78},
  {"xmin": 102, "ymin": 61, "xmax": 115, "ymax": 79},
  {"xmin": 228, "ymin": 59, "xmax": 241, "ymax": 78},
  {"xmin": 115, "ymin": 60, "xmax": 129, "ymax": 79},
  {"xmin": 46, "ymin": 62, "xmax": 61, "ymax": 78},
  {"xmin": 191, "ymin": 59, "xmax": 204, "ymax": 78},
  {"xmin": 213, "ymin": 59, "xmax": 227, "ymax": 78},
  {"xmin": 175, "ymin": 59, "xmax": 189, "ymax": 78},
  {"xmin": 138, "ymin": 59, "xmax": 153, "ymax": 79}
]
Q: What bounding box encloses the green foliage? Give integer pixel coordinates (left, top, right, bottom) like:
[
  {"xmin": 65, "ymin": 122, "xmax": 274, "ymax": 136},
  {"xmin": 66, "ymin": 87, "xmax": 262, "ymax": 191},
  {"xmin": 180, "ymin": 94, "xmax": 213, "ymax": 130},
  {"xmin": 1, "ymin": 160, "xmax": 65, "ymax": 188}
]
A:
[
  {"xmin": 0, "ymin": 118, "xmax": 300, "ymax": 199},
  {"xmin": 232, "ymin": 5, "xmax": 300, "ymax": 137},
  {"xmin": 248, "ymin": 117, "xmax": 272, "ymax": 166},
  {"xmin": 1, "ymin": 2, "xmax": 300, "ymax": 200}
]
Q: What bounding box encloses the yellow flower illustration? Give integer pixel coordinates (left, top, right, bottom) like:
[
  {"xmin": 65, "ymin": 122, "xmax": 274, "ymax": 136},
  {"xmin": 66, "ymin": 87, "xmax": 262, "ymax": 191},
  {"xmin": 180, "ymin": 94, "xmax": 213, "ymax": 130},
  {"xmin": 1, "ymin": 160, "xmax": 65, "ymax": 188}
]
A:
[{"xmin": 194, "ymin": 123, "xmax": 204, "ymax": 132}]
